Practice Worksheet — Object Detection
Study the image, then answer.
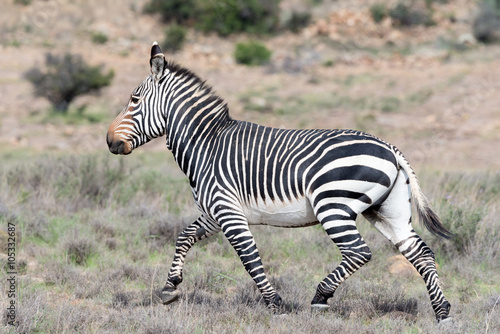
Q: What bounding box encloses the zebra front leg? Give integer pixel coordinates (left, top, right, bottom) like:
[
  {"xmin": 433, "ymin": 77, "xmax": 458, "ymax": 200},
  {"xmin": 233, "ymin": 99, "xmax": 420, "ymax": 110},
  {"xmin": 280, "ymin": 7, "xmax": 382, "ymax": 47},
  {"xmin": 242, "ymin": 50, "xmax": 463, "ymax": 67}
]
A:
[
  {"xmin": 220, "ymin": 218, "xmax": 282, "ymax": 310},
  {"xmin": 161, "ymin": 216, "xmax": 220, "ymax": 305},
  {"xmin": 311, "ymin": 216, "xmax": 372, "ymax": 310}
]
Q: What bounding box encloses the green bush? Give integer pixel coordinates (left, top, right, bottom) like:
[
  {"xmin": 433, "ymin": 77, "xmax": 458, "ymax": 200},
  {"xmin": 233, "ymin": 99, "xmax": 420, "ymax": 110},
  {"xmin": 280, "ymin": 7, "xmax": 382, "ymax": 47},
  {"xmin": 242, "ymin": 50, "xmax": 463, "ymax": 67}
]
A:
[
  {"xmin": 197, "ymin": 0, "xmax": 280, "ymax": 36},
  {"xmin": 24, "ymin": 53, "xmax": 114, "ymax": 112},
  {"xmin": 65, "ymin": 237, "xmax": 95, "ymax": 265},
  {"xmin": 143, "ymin": 0, "xmax": 195, "ymax": 24},
  {"xmin": 163, "ymin": 24, "xmax": 187, "ymax": 52},
  {"xmin": 144, "ymin": 0, "xmax": 281, "ymax": 36},
  {"xmin": 234, "ymin": 41, "xmax": 272, "ymax": 66},
  {"xmin": 14, "ymin": 0, "xmax": 31, "ymax": 5},
  {"xmin": 389, "ymin": 2, "xmax": 434, "ymax": 27},
  {"xmin": 473, "ymin": 0, "xmax": 500, "ymax": 43},
  {"xmin": 91, "ymin": 31, "xmax": 108, "ymax": 44},
  {"xmin": 284, "ymin": 11, "xmax": 312, "ymax": 33},
  {"xmin": 370, "ymin": 3, "xmax": 387, "ymax": 23}
]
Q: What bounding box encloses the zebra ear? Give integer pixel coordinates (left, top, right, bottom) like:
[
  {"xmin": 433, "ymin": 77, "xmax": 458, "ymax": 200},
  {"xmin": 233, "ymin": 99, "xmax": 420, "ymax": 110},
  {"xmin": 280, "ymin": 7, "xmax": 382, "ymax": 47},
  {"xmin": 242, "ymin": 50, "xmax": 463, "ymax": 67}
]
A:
[{"xmin": 150, "ymin": 41, "xmax": 165, "ymax": 82}]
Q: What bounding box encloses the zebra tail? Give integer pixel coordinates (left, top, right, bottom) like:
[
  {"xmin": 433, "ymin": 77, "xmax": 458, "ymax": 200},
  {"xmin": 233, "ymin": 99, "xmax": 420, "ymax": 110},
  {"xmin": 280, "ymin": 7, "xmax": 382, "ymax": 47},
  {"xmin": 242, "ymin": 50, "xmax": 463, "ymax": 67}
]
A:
[{"xmin": 395, "ymin": 151, "xmax": 452, "ymax": 240}]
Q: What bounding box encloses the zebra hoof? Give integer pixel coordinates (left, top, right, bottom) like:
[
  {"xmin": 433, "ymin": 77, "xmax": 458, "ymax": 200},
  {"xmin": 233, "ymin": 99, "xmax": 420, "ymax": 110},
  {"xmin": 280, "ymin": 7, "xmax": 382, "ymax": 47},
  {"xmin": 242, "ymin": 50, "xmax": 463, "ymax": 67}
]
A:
[
  {"xmin": 438, "ymin": 317, "xmax": 454, "ymax": 325},
  {"xmin": 311, "ymin": 304, "xmax": 330, "ymax": 312},
  {"xmin": 161, "ymin": 289, "xmax": 180, "ymax": 305}
]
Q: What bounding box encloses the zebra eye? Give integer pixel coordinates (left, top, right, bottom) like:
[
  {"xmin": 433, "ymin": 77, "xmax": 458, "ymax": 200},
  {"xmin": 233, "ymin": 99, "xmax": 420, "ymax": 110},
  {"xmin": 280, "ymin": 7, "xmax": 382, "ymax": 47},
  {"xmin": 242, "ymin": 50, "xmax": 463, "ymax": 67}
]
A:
[{"xmin": 130, "ymin": 95, "xmax": 141, "ymax": 104}]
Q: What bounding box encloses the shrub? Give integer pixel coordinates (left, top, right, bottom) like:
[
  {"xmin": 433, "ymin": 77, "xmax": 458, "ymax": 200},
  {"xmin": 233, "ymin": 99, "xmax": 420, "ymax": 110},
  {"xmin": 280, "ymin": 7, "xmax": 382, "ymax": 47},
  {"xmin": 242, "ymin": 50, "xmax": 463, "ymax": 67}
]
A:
[
  {"xmin": 283, "ymin": 11, "xmax": 312, "ymax": 33},
  {"xmin": 17, "ymin": 258, "xmax": 28, "ymax": 275},
  {"xmin": 143, "ymin": 0, "xmax": 196, "ymax": 24},
  {"xmin": 323, "ymin": 59, "xmax": 335, "ymax": 67},
  {"xmin": 370, "ymin": 3, "xmax": 387, "ymax": 23},
  {"xmin": 24, "ymin": 53, "xmax": 114, "ymax": 112},
  {"xmin": 91, "ymin": 31, "xmax": 108, "ymax": 44},
  {"xmin": 197, "ymin": 0, "xmax": 281, "ymax": 36},
  {"xmin": 144, "ymin": 0, "xmax": 281, "ymax": 36},
  {"xmin": 23, "ymin": 214, "xmax": 50, "ymax": 241},
  {"xmin": 147, "ymin": 218, "xmax": 186, "ymax": 250},
  {"xmin": 65, "ymin": 237, "xmax": 95, "ymax": 265},
  {"xmin": 112, "ymin": 292, "xmax": 131, "ymax": 308},
  {"xmin": 234, "ymin": 41, "xmax": 272, "ymax": 66},
  {"xmin": 389, "ymin": 2, "xmax": 434, "ymax": 27},
  {"xmin": 163, "ymin": 24, "xmax": 187, "ymax": 52},
  {"xmin": 473, "ymin": 0, "xmax": 500, "ymax": 43},
  {"xmin": 14, "ymin": 0, "xmax": 31, "ymax": 5}
]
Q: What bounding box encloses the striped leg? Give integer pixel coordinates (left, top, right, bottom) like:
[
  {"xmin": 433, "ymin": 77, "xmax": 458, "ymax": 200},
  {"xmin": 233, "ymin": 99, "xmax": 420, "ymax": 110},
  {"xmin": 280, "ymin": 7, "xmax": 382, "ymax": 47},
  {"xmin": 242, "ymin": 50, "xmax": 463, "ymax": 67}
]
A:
[
  {"xmin": 398, "ymin": 234, "xmax": 451, "ymax": 321},
  {"xmin": 311, "ymin": 205, "xmax": 372, "ymax": 308},
  {"xmin": 161, "ymin": 216, "xmax": 220, "ymax": 304},
  {"xmin": 219, "ymin": 214, "xmax": 282, "ymax": 310},
  {"xmin": 363, "ymin": 169, "xmax": 451, "ymax": 322}
]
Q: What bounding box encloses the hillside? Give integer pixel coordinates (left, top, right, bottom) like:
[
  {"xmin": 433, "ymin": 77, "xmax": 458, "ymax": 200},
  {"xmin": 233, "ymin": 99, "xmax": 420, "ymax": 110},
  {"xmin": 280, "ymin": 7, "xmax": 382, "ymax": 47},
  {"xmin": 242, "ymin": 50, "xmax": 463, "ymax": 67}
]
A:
[{"xmin": 0, "ymin": 0, "xmax": 499, "ymax": 169}]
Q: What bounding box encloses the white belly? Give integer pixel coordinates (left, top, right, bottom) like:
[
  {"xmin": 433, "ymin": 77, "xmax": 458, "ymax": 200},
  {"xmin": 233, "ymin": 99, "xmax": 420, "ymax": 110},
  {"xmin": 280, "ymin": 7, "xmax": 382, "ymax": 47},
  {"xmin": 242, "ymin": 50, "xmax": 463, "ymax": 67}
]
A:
[{"xmin": 243, "ymin": 197, "xmax": 318, "ymax": 227}]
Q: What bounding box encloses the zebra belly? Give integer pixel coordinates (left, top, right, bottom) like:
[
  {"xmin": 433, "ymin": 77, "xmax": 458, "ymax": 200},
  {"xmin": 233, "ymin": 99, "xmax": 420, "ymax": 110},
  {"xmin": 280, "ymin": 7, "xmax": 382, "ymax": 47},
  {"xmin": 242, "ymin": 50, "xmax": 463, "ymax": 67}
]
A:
[{"xmin": 243, "ymin": 198, "xmax": 318, "ymax": 227}]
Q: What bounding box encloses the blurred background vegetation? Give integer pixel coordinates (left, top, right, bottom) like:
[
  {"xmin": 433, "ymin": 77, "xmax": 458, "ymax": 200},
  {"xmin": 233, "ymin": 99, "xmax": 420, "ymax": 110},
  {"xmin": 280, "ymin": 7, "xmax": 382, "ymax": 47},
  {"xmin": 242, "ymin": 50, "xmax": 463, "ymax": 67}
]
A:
[{"xmin": 0, "ymin": 0, "xmax": 499, "ymax": 333}]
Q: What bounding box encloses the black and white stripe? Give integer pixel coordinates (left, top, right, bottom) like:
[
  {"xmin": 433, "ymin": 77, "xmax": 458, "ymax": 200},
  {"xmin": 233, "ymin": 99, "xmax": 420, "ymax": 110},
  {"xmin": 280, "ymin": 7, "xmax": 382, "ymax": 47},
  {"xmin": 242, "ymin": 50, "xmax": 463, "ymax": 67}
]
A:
[{"xmin": 107, "ymin": 42, "xmax": 452, "ymax": 322}]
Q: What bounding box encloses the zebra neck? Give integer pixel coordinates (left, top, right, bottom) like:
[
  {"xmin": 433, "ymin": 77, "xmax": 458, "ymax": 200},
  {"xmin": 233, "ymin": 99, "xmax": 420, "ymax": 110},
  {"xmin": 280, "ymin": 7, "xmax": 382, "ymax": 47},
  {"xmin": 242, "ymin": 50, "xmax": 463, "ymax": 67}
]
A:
[{"xmin": 166, "ymin": 88, "xmax": 233, "ymax": 183}]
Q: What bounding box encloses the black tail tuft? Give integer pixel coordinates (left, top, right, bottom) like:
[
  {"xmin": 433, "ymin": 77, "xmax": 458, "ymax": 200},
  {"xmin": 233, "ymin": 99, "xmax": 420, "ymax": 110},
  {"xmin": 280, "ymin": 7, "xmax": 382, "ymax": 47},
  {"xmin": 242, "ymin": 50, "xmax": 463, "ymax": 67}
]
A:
[{"xmin": 418, "ymin": 206, "xmax": 452, "ymax": 240}]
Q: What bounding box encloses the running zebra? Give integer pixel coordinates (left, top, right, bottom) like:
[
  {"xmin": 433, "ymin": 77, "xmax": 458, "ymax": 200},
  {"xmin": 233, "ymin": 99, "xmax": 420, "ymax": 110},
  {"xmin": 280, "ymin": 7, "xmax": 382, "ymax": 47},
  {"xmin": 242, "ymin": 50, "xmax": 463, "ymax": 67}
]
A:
[{"xmin": 107, "ymin": 42, "xmax": 452, "ymax": 322}]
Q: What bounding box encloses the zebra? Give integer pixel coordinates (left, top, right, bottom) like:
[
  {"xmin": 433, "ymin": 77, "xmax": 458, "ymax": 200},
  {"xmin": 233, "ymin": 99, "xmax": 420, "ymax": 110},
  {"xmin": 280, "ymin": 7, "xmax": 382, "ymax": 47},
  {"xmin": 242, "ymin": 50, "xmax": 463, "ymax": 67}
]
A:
[{"xmin": 107, "ymin": 42, "xmax": 452, "ymax": 322}]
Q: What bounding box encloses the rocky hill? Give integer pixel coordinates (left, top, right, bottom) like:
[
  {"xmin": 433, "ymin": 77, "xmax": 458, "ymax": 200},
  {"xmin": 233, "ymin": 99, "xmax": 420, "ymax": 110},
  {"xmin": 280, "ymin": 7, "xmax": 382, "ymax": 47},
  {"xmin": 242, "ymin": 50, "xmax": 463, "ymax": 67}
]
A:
[{"xmin": 1, "ymin": 0, "xmax": 499, "ymax": 169}]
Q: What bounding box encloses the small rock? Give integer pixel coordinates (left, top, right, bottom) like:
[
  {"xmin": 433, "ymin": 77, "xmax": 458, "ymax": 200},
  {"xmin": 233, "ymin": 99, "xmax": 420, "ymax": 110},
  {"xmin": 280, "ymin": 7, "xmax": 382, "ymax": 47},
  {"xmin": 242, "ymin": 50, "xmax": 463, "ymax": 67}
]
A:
[
  {"xmin": 388, "ymin": 255, "xmax": 419, "ymax": 278},
  {"xmin": 458, "ymin": 33, "xmax": 476, "ymax": 46}
]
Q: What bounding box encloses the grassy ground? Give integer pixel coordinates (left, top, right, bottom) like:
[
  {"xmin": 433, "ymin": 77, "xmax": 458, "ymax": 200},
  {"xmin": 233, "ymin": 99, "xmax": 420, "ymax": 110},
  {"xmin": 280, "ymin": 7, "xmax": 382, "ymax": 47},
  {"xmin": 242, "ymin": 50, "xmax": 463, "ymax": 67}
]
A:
[{"xmin": 1, "ymin": 150, "xmax": 498, "ymax": 333}]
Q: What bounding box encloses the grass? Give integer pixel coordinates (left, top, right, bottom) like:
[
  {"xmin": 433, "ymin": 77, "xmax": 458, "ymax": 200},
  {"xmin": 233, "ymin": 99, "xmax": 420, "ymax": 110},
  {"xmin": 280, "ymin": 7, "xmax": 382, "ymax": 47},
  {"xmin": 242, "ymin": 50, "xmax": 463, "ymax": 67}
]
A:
[
  {"xmin": 0, "ymin": 151, "xmax": 499, "ymax": 333},
  {"xmin": 29, "ymin": 104, "xmax": 110, "ymax": 125}
]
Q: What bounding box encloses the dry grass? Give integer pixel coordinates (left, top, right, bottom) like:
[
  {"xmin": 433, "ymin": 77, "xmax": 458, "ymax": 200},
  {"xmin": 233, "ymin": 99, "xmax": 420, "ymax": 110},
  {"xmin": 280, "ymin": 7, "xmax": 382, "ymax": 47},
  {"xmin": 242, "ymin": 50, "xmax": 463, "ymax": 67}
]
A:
[{"xmin": 0, "ymin": 152, "xmax": 499, "ymax": 333}]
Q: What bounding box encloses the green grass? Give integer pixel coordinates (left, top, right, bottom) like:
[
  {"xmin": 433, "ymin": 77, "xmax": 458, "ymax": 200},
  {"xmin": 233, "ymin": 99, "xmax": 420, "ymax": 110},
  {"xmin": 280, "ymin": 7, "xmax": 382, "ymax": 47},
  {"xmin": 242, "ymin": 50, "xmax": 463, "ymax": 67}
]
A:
[
  {"xmin": 407, "ymin": 88, "xmax": 433, "ymax": 105},
  {"xmin": 29, "ymin": 105, "xmax": 110, "ymax": 125},
  {"xmin": 0, "ymin": 150, "xmax": 498, "ymax": 333}
]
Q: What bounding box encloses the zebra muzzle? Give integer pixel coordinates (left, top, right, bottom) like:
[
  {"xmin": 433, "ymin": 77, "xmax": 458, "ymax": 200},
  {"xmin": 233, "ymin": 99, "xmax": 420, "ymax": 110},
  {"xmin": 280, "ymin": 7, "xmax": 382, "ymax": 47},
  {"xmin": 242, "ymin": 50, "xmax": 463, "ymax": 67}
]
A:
[
  {"xmin": 108, "ymin": 139, "xmax": 131, "ymax": 155},
  {"xmin": 107, "ymin": 132, "xmax": 132, "ymax": 155}
]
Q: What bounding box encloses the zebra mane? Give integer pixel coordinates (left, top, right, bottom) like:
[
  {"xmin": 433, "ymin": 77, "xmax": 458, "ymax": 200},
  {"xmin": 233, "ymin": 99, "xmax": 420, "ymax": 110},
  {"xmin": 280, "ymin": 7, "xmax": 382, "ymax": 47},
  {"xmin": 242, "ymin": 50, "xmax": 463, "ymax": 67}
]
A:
[{"xmin": 163, "ymin": 60, "xmax": 229, "ymax": 116}]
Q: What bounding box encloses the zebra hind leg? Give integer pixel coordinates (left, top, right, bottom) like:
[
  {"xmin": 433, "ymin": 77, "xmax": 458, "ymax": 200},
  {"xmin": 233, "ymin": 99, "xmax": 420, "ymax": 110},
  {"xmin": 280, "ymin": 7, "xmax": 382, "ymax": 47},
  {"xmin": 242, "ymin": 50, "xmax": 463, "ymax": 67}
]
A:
[
  {"xmin": 311, "ymin": 210, "xmax": 372, "ymax": 310},
  {"xmin": 362, "ymin": 170, "xmax": 451, "ymax": 322},
  {"xmin": 367, "ymin": 213, "xmax": 451, "ymax": 322},
  {"xmin": 399, "ymin": 234, "xmax": 451, "ymax": 322},
  {"xmin": 161, "ymin": 217, "xmax": 220, "ymax": 305}
]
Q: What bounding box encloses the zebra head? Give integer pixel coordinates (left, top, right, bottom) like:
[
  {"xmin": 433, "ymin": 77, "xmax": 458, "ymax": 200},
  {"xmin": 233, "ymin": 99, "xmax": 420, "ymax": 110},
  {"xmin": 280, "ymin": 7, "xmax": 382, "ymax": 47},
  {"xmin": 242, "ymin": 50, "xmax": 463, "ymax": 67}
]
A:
[{"xmin": 107, "ymin": 42, "xmax": 167, "ymax": 155}]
